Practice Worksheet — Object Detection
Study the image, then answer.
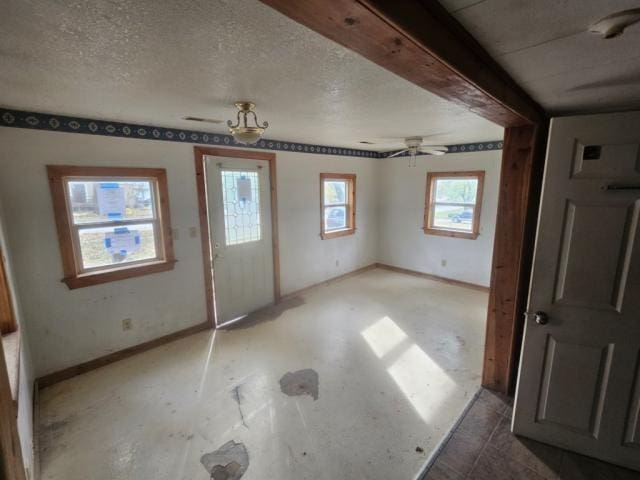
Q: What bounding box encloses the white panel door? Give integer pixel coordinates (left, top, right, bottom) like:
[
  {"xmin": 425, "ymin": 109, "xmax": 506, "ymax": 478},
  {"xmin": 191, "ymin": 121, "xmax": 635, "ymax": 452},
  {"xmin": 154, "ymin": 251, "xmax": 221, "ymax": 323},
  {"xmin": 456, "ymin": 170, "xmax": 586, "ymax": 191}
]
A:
[
  {"xmin": 513, "ymin": 111, "xmax": 640, "ymax": 471},
  {"xmin": 205, "ymin": 156, "xmax": 274, "ymax": 325}
]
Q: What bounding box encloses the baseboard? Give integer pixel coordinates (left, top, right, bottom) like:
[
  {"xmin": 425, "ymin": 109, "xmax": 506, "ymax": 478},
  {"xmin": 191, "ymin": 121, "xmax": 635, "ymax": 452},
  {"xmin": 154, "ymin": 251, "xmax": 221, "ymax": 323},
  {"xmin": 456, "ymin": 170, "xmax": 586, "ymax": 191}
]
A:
[
  {"xmin": 36, "ymin": 265, "xmax": 484, "ymax": 389},
  {"xmin": 280, "ymin": 263, "xmax": 378, "ymax": 302},
  {"xmin": 375, "ymin": 263, "xmax": 490, "ymax": 292},
  {"xmin": 37, "ymin": 321, "xmax": 211, "ymax": 389}
]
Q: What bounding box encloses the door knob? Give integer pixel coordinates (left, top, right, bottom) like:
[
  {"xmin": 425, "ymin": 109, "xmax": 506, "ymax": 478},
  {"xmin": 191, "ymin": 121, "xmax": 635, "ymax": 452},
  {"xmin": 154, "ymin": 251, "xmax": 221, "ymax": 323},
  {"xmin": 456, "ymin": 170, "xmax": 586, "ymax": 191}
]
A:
[{"xmin": 534, "ymin": 311, "xmax": 549, "ymax": 325}]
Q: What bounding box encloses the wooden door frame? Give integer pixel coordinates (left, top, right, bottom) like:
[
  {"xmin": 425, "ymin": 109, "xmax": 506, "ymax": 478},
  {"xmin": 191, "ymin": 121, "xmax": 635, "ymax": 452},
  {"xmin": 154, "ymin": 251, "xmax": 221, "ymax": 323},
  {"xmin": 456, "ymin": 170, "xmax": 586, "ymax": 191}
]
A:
[
  {"xmin": 194, "ymin": 146, "xmax": 280, "ymax": 328},
  {"xmin": 0, "ymin": 242, "xmax": 25, "ymax": 480},
  {"xmin": 259, "ymin": 0, "xmax": 549, "ymax": 393}
]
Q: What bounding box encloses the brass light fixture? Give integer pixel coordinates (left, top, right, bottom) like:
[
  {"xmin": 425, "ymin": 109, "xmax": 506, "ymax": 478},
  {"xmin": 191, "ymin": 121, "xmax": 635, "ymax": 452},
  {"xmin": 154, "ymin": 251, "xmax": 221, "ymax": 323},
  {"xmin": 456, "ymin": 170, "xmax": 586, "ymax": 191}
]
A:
[{"xmin": 227, "ymin": 102, "xmax": 269, "ymax": 145}]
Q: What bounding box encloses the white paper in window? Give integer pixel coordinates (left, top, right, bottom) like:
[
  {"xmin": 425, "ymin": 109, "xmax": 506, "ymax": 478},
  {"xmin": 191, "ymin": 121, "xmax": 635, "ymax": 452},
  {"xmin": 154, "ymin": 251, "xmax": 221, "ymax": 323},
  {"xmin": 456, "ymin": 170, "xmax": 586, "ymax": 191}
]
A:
[
  {"xmin": 237, "ymin": 176, "xmax": 252, "ymax": 202},
  {"xmin": 97, "ymin": 183, "xmax": 126, "ymax": 219},
  {"xmin": 104, "ymin": 228, "xmax": 141, "ymax": 255}
]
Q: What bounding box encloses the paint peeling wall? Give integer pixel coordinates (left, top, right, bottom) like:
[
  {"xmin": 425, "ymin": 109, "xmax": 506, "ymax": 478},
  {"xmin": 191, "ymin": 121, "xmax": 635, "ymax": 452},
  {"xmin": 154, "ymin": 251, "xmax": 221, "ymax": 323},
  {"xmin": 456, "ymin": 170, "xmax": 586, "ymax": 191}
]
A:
[
  {"xmin": 0, "ymin": 128, "xmax": 379, "ymax": 378},
  {"xmin": 377, "ymin": 150, "xmax": 502, "ymax": 287},
  {"xmin": 0, "ymin": 198, "xmax": 35, "ymax": 479}
]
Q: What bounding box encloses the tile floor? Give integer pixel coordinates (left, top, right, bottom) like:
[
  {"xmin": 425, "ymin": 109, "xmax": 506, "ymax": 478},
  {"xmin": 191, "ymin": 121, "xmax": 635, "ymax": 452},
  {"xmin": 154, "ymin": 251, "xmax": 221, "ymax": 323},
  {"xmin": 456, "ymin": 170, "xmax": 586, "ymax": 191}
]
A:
[
  {"xmin": 38, "ymin": 268, "xmax": 488, "ymax": 480},
  {"xmin": 424, "ymin": 389, "xmax": 640, "ymax": 480}
]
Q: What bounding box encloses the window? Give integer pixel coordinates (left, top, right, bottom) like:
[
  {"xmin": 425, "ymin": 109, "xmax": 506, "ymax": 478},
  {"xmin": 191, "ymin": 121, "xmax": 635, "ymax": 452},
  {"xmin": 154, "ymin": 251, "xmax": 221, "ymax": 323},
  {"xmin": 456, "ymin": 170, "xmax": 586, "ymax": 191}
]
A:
[
  {"xmin": 320, "ymin": 173, "xmax": 356, "ymax": 239},
  {"xmin": 424, "ymin": 171, "xmax": 484, "ymax": 240},
  {"xmin": 220, "ymin": 169, "xmax": 261, "ymax": 246},
  {"xmin": 48, "ymin": 166, "xmax": 175, "ymax": 289}
]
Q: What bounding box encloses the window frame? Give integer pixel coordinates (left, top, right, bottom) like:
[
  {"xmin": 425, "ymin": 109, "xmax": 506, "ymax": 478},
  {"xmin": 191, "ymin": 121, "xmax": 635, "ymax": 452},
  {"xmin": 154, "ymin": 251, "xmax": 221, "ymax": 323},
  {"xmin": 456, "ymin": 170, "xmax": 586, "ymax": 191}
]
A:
[
  {"xmin": 423, "ymin": 170, "xmax": 485, "ymax": 240},
  {"xmin": 319, "ymin": 173, "xmax": 356, "ymax": 240},
  {"xmin": 47, "ymin": 166, "xmax": 176, "ymax": 289},
  {"xmin": 0, "ymin": 247, "xmax": 17, "ymax": 335}
]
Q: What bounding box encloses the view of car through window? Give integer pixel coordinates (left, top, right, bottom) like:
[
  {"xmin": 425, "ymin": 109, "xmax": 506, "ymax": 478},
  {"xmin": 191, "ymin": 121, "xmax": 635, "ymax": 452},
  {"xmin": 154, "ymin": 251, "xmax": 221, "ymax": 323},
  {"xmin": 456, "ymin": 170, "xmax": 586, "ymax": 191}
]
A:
[
  {"xmin": 320, "ymin": 174, "xmax": 355, "ymax": 239},
  {"xmin": 323, "ymin": 180, "xmax": 348, "ymax": 232}
]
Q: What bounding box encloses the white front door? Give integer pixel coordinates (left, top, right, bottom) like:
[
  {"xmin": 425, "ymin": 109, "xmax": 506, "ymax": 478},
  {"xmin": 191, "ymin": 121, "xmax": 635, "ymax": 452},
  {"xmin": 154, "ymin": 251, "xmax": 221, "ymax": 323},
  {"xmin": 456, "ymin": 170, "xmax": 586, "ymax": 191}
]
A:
[
  {"xmin": 513, "ymin": 111, "xmax": 640, "ymax": 470},
  {"xmin": 205, "ymin": 156, "xmax": 274, "ymax": 325}
]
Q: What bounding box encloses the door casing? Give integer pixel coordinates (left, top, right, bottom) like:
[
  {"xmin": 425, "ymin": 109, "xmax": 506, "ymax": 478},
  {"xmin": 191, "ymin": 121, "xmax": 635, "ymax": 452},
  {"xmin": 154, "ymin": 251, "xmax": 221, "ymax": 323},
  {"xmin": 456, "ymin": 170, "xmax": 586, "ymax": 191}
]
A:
[{"xmin": 194, "ymin": 146, "xmax": 280, "ymax": 328}]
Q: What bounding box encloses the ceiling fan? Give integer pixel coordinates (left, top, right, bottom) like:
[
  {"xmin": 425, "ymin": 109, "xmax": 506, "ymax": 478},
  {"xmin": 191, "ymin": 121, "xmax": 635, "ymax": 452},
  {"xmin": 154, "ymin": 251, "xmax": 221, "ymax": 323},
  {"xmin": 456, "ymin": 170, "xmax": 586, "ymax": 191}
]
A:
[
  {"xmin": 370, "ymin": 136, "xmax": 448, "ymax": 167},
  {"xmin": 387, "ymin": 136, "xmax": 448, "ymax": 158}
]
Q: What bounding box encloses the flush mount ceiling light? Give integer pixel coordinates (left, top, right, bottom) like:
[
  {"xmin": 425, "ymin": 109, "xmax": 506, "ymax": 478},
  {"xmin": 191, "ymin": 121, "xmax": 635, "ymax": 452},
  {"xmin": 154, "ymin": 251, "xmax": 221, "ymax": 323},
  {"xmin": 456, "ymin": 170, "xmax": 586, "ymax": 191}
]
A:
[
  {"xmin": 590, "ymin": 8, "xmax": 640, "ymax": 39},
  {"xmin": 227, "ymin": 102, "xmax": 269, "ymax": 145}
]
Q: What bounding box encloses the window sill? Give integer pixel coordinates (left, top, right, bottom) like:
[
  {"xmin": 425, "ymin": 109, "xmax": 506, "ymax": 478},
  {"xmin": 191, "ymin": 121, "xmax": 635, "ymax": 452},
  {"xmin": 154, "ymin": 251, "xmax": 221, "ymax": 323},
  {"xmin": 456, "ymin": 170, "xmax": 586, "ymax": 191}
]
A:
[
  {"xmin": 63, "ymin": 259, "xmax": 177, "ymax": 289},
  {"xmin": 2, "ymin": 330, "xmax": 20, "ymax": 407},
  {"xmin": 320, "ymin": 228, "xmax": 355, "ymax": 240},
  {"xmin": 424, "ymin": 227, "xmax": 479, "ymax": 240}
]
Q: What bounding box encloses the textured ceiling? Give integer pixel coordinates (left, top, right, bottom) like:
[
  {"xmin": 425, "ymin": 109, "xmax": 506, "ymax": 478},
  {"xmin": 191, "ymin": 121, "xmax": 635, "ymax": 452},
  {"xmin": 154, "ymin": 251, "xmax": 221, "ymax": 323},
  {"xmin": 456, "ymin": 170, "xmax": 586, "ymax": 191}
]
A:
[
  {"xmin": 0, "ymin": 0, "xmax": 502, "ymax": 151},
  {"xmin": 440, "ymin": 0, "xmax": 640, "ymax": 114}
]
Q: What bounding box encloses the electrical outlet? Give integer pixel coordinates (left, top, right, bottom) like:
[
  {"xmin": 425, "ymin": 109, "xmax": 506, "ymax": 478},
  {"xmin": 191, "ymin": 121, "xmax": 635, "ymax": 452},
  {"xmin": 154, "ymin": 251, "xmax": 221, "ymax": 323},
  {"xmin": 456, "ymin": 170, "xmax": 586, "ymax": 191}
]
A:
[
  {"xmin": 441, "ymin": 259, "xmax": 447, "ymax": 267},
  {"xmin": 122, "ymin": 318, "xmax": 132, "ymax": 331},
  {"xmin": 189, "ymin": 226, "xmax": 198, "ymax": 238},
  {"xmin": 172, "ymin": 228, "xmax": 180, "ymax": 240}
]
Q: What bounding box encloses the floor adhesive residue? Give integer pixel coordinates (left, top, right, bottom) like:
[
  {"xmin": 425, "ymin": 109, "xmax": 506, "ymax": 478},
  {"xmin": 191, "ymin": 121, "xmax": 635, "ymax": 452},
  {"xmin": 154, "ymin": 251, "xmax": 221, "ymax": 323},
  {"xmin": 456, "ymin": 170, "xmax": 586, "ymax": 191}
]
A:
[
  {"xmin": 200, "ymin": 440, "xmax": 249, "ymax": 480},
  {"xmin": 279, "ymin": 368, "xmax": 319, "ymax": 400},
  {"xmin": 222, "ymin": 297, "xmax": 305, "ymax": 330}
]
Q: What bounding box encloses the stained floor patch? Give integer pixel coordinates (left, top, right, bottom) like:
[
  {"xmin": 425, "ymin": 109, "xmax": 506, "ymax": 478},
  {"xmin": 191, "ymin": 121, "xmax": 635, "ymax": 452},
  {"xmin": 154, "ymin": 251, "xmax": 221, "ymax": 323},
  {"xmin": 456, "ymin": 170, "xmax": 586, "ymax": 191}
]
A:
[
  {"xmin": 201, "ymin": 440, "xmax": 249, "ymax": 480},
  {"xmin": 220, "ymin": 297, "xmax": 305, "ymax": 330},
  {"xmin": 279, "ymin": 368, "xmax": 319, "ymax": 400}
]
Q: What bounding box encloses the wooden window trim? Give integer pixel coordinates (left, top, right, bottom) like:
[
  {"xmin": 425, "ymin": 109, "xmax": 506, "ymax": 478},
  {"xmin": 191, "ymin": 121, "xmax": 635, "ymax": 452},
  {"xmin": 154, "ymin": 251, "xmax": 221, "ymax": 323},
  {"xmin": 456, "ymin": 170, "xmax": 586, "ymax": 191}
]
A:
[
  {"xmin": 320, "ymin": 173, "xmax": 356, "ymax": 240},
  {"xmin": 423, "ymin": 171, "xmax": 485, "ymax": 240},
  {"xmin": 0, "ymin": 247, "xmax": 17, "ymax": 335},
  {"xmin": 47, "ymin": 166, "xmax": 176, "ymax": 289}
]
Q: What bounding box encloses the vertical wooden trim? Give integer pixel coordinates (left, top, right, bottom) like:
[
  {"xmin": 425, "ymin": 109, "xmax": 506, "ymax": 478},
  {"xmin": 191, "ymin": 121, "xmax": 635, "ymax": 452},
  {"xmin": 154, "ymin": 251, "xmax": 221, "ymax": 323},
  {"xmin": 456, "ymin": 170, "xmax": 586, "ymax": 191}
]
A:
[
  {"xmin": 47, "ymin": 166, "xmax": 77, "ymax": 283},
  {"xmin": 268, "ymin": 156, "xmax": 281, "ymax": 302},
  {"xmin": 482, "ymin": 125, "xmax": 546, "ymax": 393},
  {"xmin": 0, "ymin": 337, "xmax": 26, "ymax": 480},
  {"xmin": 193, "ymin": 150, "xmax": 216, "ymax": 328},
  {"xmin": 155, "ymin": 169, "xmax": 176, "ymax": 265},
  {"xmin": 193, "ymin": 146, "xmax": 281, "ymax": 328},
  {"xmin": 0, "ymin": 247, "xmax": 17, "ymax": 335}
]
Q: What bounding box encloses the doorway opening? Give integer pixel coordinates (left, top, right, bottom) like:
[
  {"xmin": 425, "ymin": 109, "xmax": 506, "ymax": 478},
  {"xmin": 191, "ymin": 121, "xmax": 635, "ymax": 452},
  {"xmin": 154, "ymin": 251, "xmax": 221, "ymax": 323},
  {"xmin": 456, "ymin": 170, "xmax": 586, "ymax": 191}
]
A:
[{"xmin": 194, "ymin": 146, "xmax": 281, "ymax": 328}]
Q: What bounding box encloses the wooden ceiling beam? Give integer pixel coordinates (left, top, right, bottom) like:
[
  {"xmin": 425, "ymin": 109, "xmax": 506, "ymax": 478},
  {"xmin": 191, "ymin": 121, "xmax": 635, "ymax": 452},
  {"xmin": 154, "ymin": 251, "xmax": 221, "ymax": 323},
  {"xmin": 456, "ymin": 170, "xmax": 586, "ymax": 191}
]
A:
[{"xmin": 258, "ymin": 0, "xmax": 546, "ymax": 127}]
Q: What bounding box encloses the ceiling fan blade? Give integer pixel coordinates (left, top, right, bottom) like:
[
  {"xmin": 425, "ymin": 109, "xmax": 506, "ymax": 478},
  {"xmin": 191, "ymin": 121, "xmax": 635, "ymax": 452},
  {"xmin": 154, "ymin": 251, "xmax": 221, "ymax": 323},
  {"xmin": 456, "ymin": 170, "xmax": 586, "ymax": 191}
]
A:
[
  {"xmin": 419, "ymin": 146, "xmax": 448, "ymax": 155},
  {"xmin": 183, "ymin": 116, "xmax": 224, "ymax": 124},
  {"xmin": 387, "ymin": 149, "xmax": 410, "ymax": 158}
]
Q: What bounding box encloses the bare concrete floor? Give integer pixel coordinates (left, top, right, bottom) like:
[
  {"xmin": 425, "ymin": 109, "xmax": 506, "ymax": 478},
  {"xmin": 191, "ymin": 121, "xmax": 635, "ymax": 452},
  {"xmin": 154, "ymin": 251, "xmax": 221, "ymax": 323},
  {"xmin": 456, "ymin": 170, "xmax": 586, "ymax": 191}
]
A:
[{"xmin": 38, "ymin": 268, "xmax": 488, "ymax": 480}]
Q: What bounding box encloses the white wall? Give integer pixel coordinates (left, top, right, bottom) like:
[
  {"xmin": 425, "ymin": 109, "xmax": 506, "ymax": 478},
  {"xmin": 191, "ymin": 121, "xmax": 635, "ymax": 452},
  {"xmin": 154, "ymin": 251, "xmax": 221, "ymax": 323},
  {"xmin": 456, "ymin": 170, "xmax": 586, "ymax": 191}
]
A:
[
  {"xmin": 0, "ymin": 198, "xmax": 35, "ymax": 479},
  {"xmin": 0, "ymin": 128, "xmax": 379, "ymax": 377},
  {"xmin": 277, "ymin": 151, "xmax": 378, "ymax": 295},
  {"xmin": 0, "ymin": 129, "xmax": 208, "ymax": 377},
  {"xmin": 378, "ymin": 150, "xmax": 502, "ymax": 287}
]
